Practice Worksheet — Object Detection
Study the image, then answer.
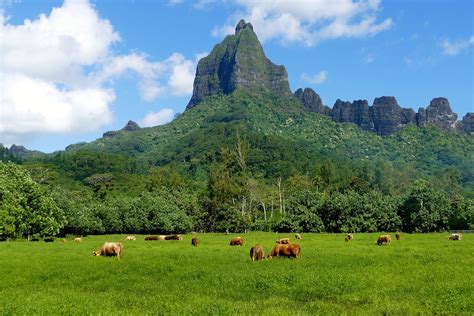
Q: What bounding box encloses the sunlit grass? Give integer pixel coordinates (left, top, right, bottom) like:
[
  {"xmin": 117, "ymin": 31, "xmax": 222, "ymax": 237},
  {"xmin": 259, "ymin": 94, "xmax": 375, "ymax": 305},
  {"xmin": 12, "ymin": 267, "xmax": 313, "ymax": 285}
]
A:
[{"xmin": 0, "ymin": 233, "xmax": 472, "ymax": 314}]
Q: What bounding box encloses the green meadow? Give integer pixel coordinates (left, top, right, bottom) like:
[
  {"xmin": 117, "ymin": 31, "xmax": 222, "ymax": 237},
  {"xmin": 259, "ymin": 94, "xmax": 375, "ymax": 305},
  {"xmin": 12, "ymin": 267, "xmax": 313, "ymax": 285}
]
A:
[{"xmin": 0, "ymin": 233, "xmax": 472, "ymax": 315}]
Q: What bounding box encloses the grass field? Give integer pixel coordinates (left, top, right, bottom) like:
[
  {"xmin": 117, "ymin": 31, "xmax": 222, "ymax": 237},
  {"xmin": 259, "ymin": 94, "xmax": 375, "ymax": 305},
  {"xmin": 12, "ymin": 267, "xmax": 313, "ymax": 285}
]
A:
[{"xmin": 0, "ymin": 233, "xmax": 472, "ymax": 315}]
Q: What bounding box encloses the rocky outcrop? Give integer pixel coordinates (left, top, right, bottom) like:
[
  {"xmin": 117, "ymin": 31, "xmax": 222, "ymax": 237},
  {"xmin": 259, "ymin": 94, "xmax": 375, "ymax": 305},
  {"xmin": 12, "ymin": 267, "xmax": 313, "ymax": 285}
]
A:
[
  {"xmin": 103, "ymin": 120, "xmax": 141, "ymax": 139},
  {"xmin": 417, "ymin": 98, "xmax": 457, "ymax": 130},
  {"xmin": 8, "ymin": 144, "xmax": 30, "ymax": 156},
  {"xmin": 373, "ymin": 96, "xmax": 407, "ymax": 136},
  {"xmin": 186, "ymin": 19, "xmax": 291, "ymax": 109},
  {"xmin": 122, "ymin": 120, "xmax": 140, "ymax": 132},
  {"xmin": 329, "ymin": 96, "xmax": 419, "ymax": 135},
  {"xmin": 294, "ymin": 88, "xmax": 331, "ymax": 115},
  {"xmin": 331, "ymin": 99, "xmax": 375, "ymax": 132},
  {"xmin": 457, "ymin": 113, "xmax": 474, "ymax": 135}
]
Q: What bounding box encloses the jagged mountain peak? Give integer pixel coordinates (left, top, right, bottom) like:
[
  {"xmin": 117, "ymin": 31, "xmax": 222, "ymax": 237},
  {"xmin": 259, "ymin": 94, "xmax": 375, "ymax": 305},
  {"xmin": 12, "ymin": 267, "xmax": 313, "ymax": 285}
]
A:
[
  {"xmin": 186, "ymin": 20, "xmax": 291, "ymax": 110},
  {"xmin": 235, "ymin": 19, "xmax": 253, "ymax": 34}
]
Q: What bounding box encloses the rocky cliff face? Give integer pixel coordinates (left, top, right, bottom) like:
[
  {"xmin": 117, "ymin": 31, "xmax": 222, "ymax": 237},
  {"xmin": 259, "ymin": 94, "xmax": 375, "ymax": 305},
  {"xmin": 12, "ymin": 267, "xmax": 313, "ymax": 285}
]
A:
[
  {"xmin": 294, "ymin": 89, "xmax": 467, "ymax": 136},
  {"xmin": 186, "ymin": 20, "xmax": 291, "ymax": 109},
  {"xmin": 332, "ymin": 99, "xmax": 375, "ymax": 132},
  {"xmin": 373, "ymin": 96, "xmax": 410, "ymax": 136},
  {"xmin": 294, "ymin": 88, "xmax": 331, "ymax": 115},
  {"xmin": 417, "ymin": 98, "xmax": 457, "ymax": 130},
  {"xmin": 457, "ymin": 113, "xmax": 474, "ymax": 135},
  {"xmin": 8, "ymin": 144, "xmax": 30, "ymax": 157},
  {"xmin": 103, "ymin": 120, "xmax": 141, "ymax": 139}
]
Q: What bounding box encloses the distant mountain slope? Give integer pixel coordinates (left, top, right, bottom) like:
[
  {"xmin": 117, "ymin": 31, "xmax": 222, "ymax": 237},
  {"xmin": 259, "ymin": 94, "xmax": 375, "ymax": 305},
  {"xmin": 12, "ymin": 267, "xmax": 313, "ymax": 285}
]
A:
[{"xmin": 53, "ymin": 90, "xmax": 472, "ymax": 194}]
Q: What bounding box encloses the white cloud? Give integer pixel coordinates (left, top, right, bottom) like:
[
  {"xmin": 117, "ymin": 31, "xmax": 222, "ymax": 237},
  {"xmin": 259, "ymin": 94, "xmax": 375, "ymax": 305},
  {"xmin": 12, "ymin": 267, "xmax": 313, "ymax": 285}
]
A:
[
  {"xmin": 0, "ymin": 0, "xmax": 196, "ymax": 145},
  {"xmin": 1, "ymin": 0, "xmax": 119, "ymax": 85},
  {"xmin": 194, "ymin": 0, "xmax": 217, "ymax": 10},
  {"xmin": 141, "ymin": 109, "xmax": 175, "ymax": 127},
  {"xmin": 301, "ymin": 71, "xmax": 327, "ymax": 84},
  {"xmin": 0, "ymin": 73, "xmax": 114, "ymax": 135},
  {"xmin": 440, "ymin": 35, "xmax": 474, "ymax": 56},
  {"xmin": 167, "ymin": 53, "xmax": 196, "ymax": 96},
  {"xmin": 213, "ymin": 0, "xmax": 392, "ymax": 46}
]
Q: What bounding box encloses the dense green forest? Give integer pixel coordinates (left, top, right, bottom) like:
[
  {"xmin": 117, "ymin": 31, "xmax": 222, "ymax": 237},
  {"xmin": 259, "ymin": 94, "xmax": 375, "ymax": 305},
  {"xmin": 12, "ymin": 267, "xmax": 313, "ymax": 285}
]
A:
[{"xmin": 1, "ymin": 91, "xmax": 473, "ymax": 239}]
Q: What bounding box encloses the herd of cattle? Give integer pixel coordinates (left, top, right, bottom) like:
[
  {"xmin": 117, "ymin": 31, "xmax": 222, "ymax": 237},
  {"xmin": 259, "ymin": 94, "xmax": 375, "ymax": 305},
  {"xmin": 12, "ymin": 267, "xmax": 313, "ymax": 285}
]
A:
[{"xmin": 86, "ymin": 231, "xmax": 464, "ymax": 260}]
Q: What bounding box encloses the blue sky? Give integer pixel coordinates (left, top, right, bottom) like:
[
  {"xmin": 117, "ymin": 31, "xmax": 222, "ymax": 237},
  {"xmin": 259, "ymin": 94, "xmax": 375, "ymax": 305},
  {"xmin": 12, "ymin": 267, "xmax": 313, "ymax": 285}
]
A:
[{"xmin": 1, "ymin": 0, "xmax": 472, "ymax": 152}]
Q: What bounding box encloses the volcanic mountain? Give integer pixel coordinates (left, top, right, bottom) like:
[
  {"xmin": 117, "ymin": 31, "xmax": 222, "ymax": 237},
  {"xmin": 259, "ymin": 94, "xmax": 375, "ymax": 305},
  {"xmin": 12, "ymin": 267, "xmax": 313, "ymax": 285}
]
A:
[{"xmin": 8, "ymin": 20, "xmax": 473, "ymax": 194}]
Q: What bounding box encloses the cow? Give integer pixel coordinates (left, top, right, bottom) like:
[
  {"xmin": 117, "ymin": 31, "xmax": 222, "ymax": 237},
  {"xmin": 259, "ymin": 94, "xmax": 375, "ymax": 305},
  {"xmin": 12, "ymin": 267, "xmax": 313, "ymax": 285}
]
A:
[
  {"xmin": 93, "ymin": 242, "xmax": 123, "ymax": 259},
  {"xmin": 61, "ymin": 238, "xmax": 68, "ymax": 243},
  {"xmin": 448, "ymin": 233, "xmax": 462, "ymax": 240},
  {"xmin": 125, "ymin": 235, "xmax": 136, "ymax": 241},
  {"xmin": 144, "ymin": 235, "xmax": 166, "ymax": 241},
  {"xmin": 295, "ymin": 233, "xmax": 302, "ymax": 240},
  {"xmin": 43, "ymin": 237, "xmax": 54, "ymax": 242},
  {"xmin": 344, "ymin": 234, "xmax": 353, "ymax": 242},
  {"xmin": 191, "ymin": 236, "xmax": 199, "ymax": 247},
  {"xmin": 268, "ymin": 243, "xmax": 300, "ymax": 259},
  {"xmin": 376, "ymin": 235, "xmax": 391, "ymax": 245},
  {"xmin": 396, "ymin": 233, "xmax": 401, "ymax": 241},
  {"xmin": 276, "ymin": 238, "xmax": 291, "ymax": 244},
  {"xmin": 74, "ymin": 237, "xmax": 82, "ymax": 243},
  {"xmin": 165, "ymin": 234, "xmax": 182, "ymax": 240},
  {"xmin": 250, "ymin": 244, "xmax": 265, "ymax": 261},
  {"xmin": 230, "ymin": 237, "xmax": 243, "ymax": 246}
]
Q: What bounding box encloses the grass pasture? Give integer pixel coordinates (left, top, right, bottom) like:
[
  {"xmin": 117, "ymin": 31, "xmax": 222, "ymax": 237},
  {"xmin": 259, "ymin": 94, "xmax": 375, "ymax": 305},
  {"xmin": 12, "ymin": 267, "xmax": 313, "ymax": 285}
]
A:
[{"xmin": 0, "ymin": 233, "xmax": 472, "ymax": 315}]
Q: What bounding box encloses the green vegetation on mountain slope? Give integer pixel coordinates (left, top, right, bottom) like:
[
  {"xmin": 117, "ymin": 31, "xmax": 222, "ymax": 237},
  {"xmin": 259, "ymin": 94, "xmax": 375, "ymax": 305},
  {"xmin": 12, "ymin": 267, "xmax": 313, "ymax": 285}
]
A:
[{"xmin": 1, "ymin": 91, "xmax": 472, "ymax": 238}]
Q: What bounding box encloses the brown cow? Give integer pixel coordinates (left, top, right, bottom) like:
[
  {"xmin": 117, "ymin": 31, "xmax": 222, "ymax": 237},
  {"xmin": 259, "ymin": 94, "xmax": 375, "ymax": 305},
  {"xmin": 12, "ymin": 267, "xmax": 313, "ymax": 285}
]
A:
[
  {"xmin": 144, "ymin": 235, "xmax": 166, "ymax": 241},
  {"xmin": 125, "ymin": 235, "xmax": 136, "ymax": 241},
  {"xmin": 396, "ymin": 233, "xmax": 401, "ymax": 240},
  {"xmin": 268, "ymin": 243, "xmax": 300, "ymax": 259},
  {"xmin": 145, "ymin": 235, "xmax": 159, "ymax": 241},
  {"xmin": 295, "ymin": 233, "xmax": 302, "ymax": 240},
  {"xmin": 344, "ymin": 233, "xmax": 353, "ymax": 242},
  {"xmin": 276, "ymin": 238, "xmax": 291, "ymax": 244},
  {"xmin": 191, "ymin": 236, "xmax": 199, "ymax": 247},
  {"xmin": 230, "ymin": 237, "xmax": 243, "ymax": 246},
  {"xmin": 448, "ymin": 233, "xmax": 462, "ymax": 240},
  {"xmin": 376, "ymin": 235, "xmax": 391, "ymax": 245},
  {"xmin": 165, "ymin": 234, "xmax": 182, "ymax": 240},
  {"xmin": 250, "ymin": 244, "xmax": 265, "ymax": 261},
  {"xmin": 93, "ymin": 242, "xmax": 123, "ymax": 259}
]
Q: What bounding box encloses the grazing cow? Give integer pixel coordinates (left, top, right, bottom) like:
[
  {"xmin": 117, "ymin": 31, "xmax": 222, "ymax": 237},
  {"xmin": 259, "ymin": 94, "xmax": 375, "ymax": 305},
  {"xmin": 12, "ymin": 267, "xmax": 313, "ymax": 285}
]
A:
[
  {"xmin": 145, "ymin": 235, "xmax": 158, "ymax": 241},
  {"xmin": 376, "ymin": 235, "xmax": 391, "ymax": 245},
  {"xmin": 344, "ymin": 234, "xmax": 353, "ymax": 242},
  {"xmin": 125, "ymin": 235, "xmax": 136, "ymax": 241},
  {"xmin": 165, "ymin": 234, "xmax": 182, "ymax": 240},
  {"xmin": 230, "ymin": 237, "xmax": 243, "ymax": 246},
  {"xmin": 74, "ymin": 237, "xmax": 82, "ymax": 243},
  {"xmin": 448, "ymin": 233, "xmax": 462, "ymax": 240},
  {"xmin": 268, "ymin": 243, "xmax": 300, "ymax": 259},
  {"xmin": 396, "ymin": 233, "xmax": 401, "ymax": 241},
  {"xmin": 144, "ymin": 235, "xmax": 166, "ymax": 241},
  {"xmin": 295, "ymin": 233, "xmax": 302, "ymax": 240},
  {"xmin": 44, "ymin": 237, "xmax": 54, "ymax": 243},
  {"xmin": 61, "ymin": 238, "xmax": 68, "ymax": 243},
  {"xmin": 191, "ymin": 236, "xmax": 199, "ymax": 247},
  {"xmin": 250, "ymin": 244, "xmax": 265, "ymax": 261},
  {"xmin": 276, "ymin": 238, "xmax": 291, "ymax": 244},
  {"xmin": 93, "ymin": 242, "xmax": 123, "ymax": 259}
]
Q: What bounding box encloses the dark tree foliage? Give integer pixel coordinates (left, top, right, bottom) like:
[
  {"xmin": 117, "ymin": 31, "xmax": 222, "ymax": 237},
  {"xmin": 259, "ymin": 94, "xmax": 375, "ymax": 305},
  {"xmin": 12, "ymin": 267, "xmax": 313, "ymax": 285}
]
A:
[{"xmin": 0, "ymin": 162, "xmax": 65, "ymax": 239}]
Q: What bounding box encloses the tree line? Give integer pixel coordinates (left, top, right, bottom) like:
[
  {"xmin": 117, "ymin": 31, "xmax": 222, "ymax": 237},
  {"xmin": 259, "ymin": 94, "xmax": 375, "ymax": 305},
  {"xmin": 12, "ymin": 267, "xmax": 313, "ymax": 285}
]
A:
[{"xmin": 1, "ymin": 161, "xmax": 472, "ymax": 240}]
